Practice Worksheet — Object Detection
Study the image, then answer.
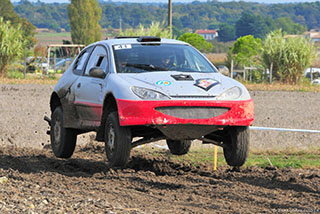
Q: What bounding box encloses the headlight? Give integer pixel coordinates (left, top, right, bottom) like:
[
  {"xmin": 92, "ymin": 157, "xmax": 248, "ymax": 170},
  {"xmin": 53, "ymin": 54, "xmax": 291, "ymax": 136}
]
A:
[
  {"xmin": 131, "ymin": 86, "xmax": 170, "ymax": 100},
  {"xmin": 216, "ymin": 87, "xmax": 242, "ymax": 100}
]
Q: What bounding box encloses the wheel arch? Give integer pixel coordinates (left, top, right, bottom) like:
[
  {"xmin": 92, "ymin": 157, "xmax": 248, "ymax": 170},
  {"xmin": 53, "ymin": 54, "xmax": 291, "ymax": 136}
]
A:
[
  {"xmin": 50, "ymin": 92, "xmax": 61, "ymax": 113},
  {"xmin": 96, "ymin": 93, "xmax": 119, "ymax": 141}
]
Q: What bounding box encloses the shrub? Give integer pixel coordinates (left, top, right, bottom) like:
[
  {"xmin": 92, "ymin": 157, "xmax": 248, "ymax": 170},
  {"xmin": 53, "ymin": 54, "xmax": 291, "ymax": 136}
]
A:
[{"xmin": 261, "ymin": 30, "xmax": 316, "ymax": 84}]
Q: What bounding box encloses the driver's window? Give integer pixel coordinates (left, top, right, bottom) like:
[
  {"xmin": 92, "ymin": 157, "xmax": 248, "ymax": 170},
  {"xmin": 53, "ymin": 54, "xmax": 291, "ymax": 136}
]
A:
[{"xmin": 85, "ymin": 46, "xmax": 108, "ymax": 76}]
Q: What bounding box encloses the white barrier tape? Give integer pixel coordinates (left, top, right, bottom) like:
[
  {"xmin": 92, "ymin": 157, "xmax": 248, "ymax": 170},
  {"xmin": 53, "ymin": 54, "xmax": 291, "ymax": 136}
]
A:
[
  {"xmin": 137, "ymin": 144, "xmax": 169, "ymax": 150},
  {"xmin": 136, "ymin": 126, "xmax": 320, "ymax": 150},
  {"xmin": 250, "ymin": 126, "xmax": 320, "ymax": 133}
]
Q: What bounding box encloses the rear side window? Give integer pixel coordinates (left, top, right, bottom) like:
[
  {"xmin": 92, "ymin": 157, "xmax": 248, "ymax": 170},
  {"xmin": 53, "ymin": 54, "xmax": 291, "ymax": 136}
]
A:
[
  {"xmin": 73, "ymin": 47, "xmax": 93, "ymax": 75},
  {"xmin": 84, "ymin": 45, "xmax": 108, "ymax": 76}
]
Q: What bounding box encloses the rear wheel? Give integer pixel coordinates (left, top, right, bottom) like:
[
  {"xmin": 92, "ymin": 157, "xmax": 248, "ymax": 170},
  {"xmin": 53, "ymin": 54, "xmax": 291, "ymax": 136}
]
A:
[
  {"xmin": 166, "ymin": 140, "xmax": 192, "ymax": 155},
  {"xmin": 104, "ymin": 112, "xmax": 132, "ymax": 167},
  {"xmin": 50, "ymin": 106, "xmax": 77, "ymax": 158},
  {"xmin": 223, "ymin": 126, "xmax": 249, "ymax": 167}
]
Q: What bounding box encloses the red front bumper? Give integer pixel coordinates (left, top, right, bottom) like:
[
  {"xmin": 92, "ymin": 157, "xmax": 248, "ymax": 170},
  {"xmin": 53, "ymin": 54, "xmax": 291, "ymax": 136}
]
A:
[{"xmin": 117, "ymin": 99, "xmax": 254, "ymax": 126}]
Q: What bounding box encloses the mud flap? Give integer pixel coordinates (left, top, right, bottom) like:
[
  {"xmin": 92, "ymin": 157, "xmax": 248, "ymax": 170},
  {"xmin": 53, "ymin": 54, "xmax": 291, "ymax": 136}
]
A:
[{"xmin": 44, "ymin": 115, "xmax": 51, "ymax": 135}]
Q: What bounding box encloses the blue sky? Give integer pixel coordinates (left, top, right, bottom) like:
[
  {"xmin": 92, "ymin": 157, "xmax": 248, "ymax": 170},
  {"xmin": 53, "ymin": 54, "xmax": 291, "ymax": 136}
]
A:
[{"xmin": 10, "ymin": 0, "xmax": 320, "ymax": 4}]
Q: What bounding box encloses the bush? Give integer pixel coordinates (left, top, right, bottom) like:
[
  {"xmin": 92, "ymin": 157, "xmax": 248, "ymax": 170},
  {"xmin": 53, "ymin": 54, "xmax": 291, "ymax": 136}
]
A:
[
  {"xmin": 0, "ymin": 18, "xmax": 25, "ymax": 77},
  {"xmin": 261, "ymin": 30, "xmax": 316, "ymax": 84}
]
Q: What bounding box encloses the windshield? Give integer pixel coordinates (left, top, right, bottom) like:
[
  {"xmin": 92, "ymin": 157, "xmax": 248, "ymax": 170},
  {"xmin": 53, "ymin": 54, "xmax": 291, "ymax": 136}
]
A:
[{"xmin": 113, "ymin": 44, "xmax": 217, "ymax": 73}]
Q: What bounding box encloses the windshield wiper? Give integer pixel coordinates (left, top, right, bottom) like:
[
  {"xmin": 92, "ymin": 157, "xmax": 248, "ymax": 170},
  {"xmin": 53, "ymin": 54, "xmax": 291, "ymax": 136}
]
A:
[{"xmin": 124, "ymin": 63, "xmax": 169, "ymax": 71}]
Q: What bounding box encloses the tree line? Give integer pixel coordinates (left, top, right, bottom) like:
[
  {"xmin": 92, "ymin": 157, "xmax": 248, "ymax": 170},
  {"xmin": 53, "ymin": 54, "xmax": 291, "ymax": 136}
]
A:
[{"xmin": 13, "ymin": 0, "xmax": 320, "ymax": 37}]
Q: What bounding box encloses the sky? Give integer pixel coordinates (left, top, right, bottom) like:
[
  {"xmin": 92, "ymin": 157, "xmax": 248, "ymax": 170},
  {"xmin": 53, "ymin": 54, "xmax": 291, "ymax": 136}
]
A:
[{"xmin": 10, "ymin": 0, "xmax": 320, "ymax": 4}]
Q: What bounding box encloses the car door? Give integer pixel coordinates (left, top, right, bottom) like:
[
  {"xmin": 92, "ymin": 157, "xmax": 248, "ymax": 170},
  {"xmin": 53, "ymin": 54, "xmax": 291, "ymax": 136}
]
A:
[
  {"xmin": 74, "ymin": 45, "xmax": 109, "ymax": 128},
  {"xmin": 62, "ymin": 46, "xmax": 93, "ymax": 128}
]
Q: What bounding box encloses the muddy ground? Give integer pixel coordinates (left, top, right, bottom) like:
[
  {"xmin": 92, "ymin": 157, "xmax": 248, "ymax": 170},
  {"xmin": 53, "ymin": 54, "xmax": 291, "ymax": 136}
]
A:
[{"xmin": 0, "ymin": 84, "xmax": 319, "ymax": 213}]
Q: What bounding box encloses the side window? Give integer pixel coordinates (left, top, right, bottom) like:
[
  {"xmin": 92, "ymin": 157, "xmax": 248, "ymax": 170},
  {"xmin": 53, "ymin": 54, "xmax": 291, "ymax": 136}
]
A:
[
  {"xmin": 84, "ymin": 46, "xmax": 108, "ymax": 76},
  {"xmin": 73, "ymin": 47, "xmax": 93, "ymax": 75}
]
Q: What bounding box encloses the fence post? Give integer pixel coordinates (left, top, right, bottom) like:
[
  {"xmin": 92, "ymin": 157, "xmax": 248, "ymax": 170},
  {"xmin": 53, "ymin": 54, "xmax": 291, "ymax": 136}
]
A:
[
  {"xmin": 310, "ymin": 67, "xmax": 313, "ymax": 83},
  {"xmin": 23, "ymin": 54, "xmax": 26, "ymax": 79},
  {"xmin": 269, "ymin": 62, "xmax": 273, "ymax": 84},
  {"xmin": 230, "ymin": 60, "xmax": 234, "ymax": 78}
]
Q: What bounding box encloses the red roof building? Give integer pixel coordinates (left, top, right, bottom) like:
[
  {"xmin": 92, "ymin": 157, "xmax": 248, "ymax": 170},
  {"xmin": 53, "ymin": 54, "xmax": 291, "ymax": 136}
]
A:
[{"xmin": 195, "ymin": 29, "xmax": 218, "ymax": 40}]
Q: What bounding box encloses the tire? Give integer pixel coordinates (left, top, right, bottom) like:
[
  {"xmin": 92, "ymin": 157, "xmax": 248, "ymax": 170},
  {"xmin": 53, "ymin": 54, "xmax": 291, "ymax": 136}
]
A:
[
  {"xmin": 166, "ymin": 140, "xmax": 192, "ymax": 155},
  {"xmin": 104, "ymin": 112, "xmax": 132, "ymax": 167},
  {"xmin": 50, "ymin": 106, "xmax": 77, "ymax": 158},
  {"xmin": 223, "ymin": 126, "xmax": 249, "ymax": 167}
]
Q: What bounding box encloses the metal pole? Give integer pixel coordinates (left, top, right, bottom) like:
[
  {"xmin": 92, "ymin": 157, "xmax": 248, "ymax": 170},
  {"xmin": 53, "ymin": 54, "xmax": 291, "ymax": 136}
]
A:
[
  {"xmin": 168, "ymin": 0, "xmax": 172, "ymax": 37},
  {"xmin": 54, "ymin": 51, "xmax": 56, "ymax": 73},
  {"xmin": 213, "ymin": 145, "xmax": 218, "ymax": 170},
  {"xmin": 310, "ymin": 67, "xmax": 313, "ymax": 83}
]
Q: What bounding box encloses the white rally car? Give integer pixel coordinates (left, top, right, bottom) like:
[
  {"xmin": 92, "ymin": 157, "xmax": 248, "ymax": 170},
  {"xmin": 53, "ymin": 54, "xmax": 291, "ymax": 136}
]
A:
[{"xmin": 46, "ymin": 36, "xmax": 254, "ymax": 167}]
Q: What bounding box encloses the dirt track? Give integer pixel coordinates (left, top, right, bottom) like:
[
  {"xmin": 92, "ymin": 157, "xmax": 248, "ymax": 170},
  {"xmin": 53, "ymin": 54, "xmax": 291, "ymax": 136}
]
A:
[{"xmin": 0, "ymin": 84, "xmax": 320, "ymax": 213}]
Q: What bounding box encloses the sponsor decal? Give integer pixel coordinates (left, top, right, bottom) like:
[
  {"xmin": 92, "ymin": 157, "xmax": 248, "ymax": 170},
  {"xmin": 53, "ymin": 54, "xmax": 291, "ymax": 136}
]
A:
[
  {"xmin": 194, "ymin": 78, "xmax": 219, "ymax": 91},
  {"xmin": 114, "ymin": 44, "xmax": 132, "ymax": 50},
  {"xmin": 156, "ymin": 80, "xmax": 172, "ymax": 86}
]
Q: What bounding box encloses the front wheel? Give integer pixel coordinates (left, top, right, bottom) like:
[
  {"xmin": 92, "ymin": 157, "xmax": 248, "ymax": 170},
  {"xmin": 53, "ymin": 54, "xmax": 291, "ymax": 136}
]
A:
[
  {"xmin": 50, "ymin": 106, "xmax": 77, "ymax": 158},
  {"xmin": 104, "ymin": 112, "xmax": 132, "ymax": 167},
  {"xmin": 166, "ymin": 140, "xmax": 192, "ymax": 155},
  {"xmin": 223, "ymin": 126, "xmax": 249, "ymax": 167}
]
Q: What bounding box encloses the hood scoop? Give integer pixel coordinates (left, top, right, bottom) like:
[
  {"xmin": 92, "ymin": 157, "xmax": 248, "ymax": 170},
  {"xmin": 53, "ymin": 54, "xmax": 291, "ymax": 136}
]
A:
[{"xmin": 171, "ymin": 74, "xmax": 194, "ymax": 81}]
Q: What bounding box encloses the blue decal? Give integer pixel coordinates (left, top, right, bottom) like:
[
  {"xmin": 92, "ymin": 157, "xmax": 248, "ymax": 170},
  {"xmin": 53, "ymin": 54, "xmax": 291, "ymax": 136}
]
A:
[{"xmin": 156, "ymin": 80, "xmax": 171, "ymax": 86}]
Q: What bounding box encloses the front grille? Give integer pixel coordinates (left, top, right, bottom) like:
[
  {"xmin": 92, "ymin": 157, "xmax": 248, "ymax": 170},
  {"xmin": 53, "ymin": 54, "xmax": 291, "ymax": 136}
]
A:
[
  {"xmin": 170, "ymin": 95, "xmax": 216, "ymax": 99},
  {"xmin": 155, "ymin": 106, "xmax": 229, "ymax": 119}
]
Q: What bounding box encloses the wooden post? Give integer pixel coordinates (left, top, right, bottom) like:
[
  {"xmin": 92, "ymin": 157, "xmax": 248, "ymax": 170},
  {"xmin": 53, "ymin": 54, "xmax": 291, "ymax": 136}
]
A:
[
  {"xmin": 230, "ymin": 59, "xmax": 234, "ymax": 78},
  {"xmin": 243, "ymin": 68, "xmax": 246, "ymax": 81},
  {"xmin": 23, "ymin": 54, "xmax": 26, "ymax": 79},
  {"xmin": 310, "ymin": 67, "xmax": 313, "ymax": 83},
  {"xmin": 168, "ymin": 0, "xmax": 172, "ymax": 36},
  {"xmin": 47, "ymin": 46, "xmax": 51, "ymax": 72},
  {"xmin": 269, "ymin": 62, "xmax": 273, "ymax": 84}
]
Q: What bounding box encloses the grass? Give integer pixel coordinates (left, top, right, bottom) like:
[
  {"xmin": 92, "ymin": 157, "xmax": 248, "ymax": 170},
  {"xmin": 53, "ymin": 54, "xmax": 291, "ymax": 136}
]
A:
[
  {"xmin": 244, "ymin": 82, "xmax": 320, "ymax": 92},
  {"xmin": 35, "ymin": 32, "xmax": 72, "ymax": 46},
  {"xmin": 0, "ymin": 70, "xmax": 59, "ymax": 85},
  {"xmin": 143, "ymin": 146, "xmax": 320, "ymax": 169}
]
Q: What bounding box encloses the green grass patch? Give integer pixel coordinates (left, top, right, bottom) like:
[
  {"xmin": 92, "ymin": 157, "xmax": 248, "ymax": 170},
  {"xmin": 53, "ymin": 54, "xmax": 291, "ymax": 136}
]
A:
[
  {"xmin": 142, "ymin": 146, "xmax": 320, "ymax": 169},
  {"xmin": 35, "ymin": 32, "xmax": 71, "ymax": 38}
]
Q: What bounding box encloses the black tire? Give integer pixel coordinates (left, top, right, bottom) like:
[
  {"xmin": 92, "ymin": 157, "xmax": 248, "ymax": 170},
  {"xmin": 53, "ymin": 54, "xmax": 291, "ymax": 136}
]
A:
[
  {"xmin": 166, "ymin": 140, "xmax": 192, "ymax": 155},
  {"xmin": 50, "ymin": 106, "xmax": 77, "ymax": 158},
  {"xmin": 223, "ymin": 126, "xmax": 249, "ymax": 167},
  {"xmin": 104, "ymin": 112, "xmax": 132, "ymax": 167}
]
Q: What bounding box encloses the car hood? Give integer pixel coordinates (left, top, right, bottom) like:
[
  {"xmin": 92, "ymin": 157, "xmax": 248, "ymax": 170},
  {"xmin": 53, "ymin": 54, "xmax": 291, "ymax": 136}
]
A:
[{"xmin": 118, "ymin": 71, "xmax": 235, "ymax": 98}]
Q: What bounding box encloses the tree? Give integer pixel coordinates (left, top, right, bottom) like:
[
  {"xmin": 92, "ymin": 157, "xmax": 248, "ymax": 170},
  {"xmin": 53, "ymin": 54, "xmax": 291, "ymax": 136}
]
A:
[
  {"xmin": 68, "ymin": 0, "xmax": 102, "ymax": 45},
  {"xmin": 235, "ymin": 13, "xmax": 275, "ymax": 39},
  {"xmin": 0, "ymin": 0, "xmax": 36, "ymax": 49},
  {"xmin": 261, "ymin": 30, "xmax": 316, "ymax": 84},
  {"xmin": 120, "ymin": 22, "xmax": 172, "ymax": 38},
  {"xmin": 218, "ymin": 23, "xmax": 236, "ymax": 42},
  {"xmin": 274, "ymin": 17, "xmax": 306, "ymax": 35},
  {"xmin": 178, "ymin": 33, "xmax": 213, "ymax": 53},
  {"xmin": 231, "ymin": 35, "xmax": 262, "ymax": 67},
  {"xmin": 0, "ymin": 18, "xmax": 25, "ymax": 76}
]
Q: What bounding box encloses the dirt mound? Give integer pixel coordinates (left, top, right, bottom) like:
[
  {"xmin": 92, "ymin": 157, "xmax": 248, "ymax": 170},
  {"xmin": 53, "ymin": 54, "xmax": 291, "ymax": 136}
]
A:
[{"xmin": 1, "ymin": 144, "xmax": 319, "ymax": 213}]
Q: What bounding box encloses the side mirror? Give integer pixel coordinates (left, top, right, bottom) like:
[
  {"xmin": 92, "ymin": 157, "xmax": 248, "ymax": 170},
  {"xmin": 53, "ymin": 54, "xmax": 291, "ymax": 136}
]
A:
[
  {"xmin": 89, "ymin": 67, "xmax": 106, "ymax": 79},
  {"xmin": 217, "ymin": 65, "xmax": 229, "ymax": 76}
]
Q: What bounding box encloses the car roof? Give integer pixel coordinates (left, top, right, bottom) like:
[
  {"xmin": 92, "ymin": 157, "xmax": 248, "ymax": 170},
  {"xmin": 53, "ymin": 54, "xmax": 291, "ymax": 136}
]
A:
[{"xmin": 97, "ymin": 37, "xmax": 189, "ymax": 47}]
